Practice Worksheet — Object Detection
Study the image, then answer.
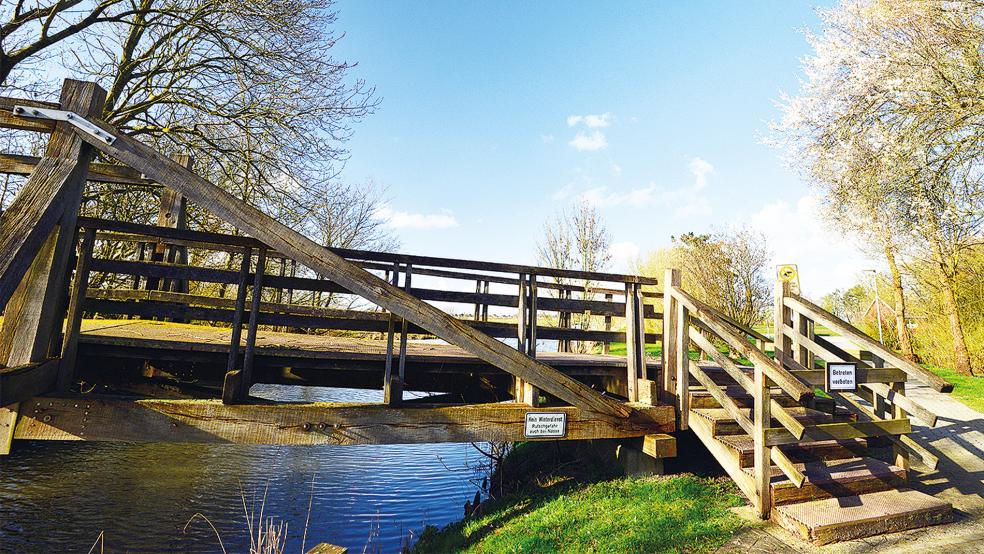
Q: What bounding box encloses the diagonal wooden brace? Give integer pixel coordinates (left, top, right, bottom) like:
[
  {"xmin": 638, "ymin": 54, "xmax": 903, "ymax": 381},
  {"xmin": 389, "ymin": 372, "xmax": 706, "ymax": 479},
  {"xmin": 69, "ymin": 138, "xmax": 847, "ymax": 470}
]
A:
[{"xmin": 29, "ymin": 108, "xmax": 631, "ymax": 418}]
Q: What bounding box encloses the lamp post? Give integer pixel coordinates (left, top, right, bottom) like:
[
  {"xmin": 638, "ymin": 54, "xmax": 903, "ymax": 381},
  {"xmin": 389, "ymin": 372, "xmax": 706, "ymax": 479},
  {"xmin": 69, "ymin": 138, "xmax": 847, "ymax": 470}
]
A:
[{"xmin": 863, "ymin": 269, "xmax": 884, "ymax": 344}]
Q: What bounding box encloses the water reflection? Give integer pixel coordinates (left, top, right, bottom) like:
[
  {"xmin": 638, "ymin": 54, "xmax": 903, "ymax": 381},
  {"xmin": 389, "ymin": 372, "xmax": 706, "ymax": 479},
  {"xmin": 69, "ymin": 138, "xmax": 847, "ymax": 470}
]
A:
[{"xmin": 0, "ymin": 386, "xmax": 484, "ymax": 553}]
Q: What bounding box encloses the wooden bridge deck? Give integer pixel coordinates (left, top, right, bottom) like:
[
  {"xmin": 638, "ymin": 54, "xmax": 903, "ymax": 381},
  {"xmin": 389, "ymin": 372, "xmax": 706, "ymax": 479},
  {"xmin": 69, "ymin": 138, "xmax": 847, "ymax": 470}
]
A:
[{"xmin": 77, "ymin": 319, "xmax": 657, "ymax": 397}]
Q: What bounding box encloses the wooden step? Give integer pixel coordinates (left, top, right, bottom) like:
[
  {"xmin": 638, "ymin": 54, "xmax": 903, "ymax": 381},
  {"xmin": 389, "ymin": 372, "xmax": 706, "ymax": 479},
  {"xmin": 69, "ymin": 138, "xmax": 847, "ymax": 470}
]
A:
[
  {"xmin": 688, "ymin": 389, "xmax": 835, "ymax": 412},
  {"xmin": 690, "ymin": 407, "xmax": 855, "ymax": 437},
  {"xmin": 745, "ymin": 457, "xmax": 907, "ymax": 505},
  {"xmin": 716, "ymin": 434, "xmax": 870, "ymax": 469},
  {"xmin": 772, "ymin": 489, "xmax": 952, "ymax": 545}
]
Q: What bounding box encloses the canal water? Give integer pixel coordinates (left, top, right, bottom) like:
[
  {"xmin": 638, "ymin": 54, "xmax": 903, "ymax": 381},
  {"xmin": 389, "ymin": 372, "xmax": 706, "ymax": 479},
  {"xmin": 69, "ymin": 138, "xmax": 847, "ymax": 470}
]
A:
[{"xmin": 0, "ymin": 385, "xmax": 486, "ymax": 553}]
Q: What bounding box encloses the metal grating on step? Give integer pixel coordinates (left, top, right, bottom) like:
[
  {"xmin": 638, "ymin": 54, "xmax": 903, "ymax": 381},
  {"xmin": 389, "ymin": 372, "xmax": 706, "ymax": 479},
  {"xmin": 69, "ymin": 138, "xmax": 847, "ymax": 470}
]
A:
[{"xmin": 774, "ymin": 488, "xmax": 951, "ymax": 529}]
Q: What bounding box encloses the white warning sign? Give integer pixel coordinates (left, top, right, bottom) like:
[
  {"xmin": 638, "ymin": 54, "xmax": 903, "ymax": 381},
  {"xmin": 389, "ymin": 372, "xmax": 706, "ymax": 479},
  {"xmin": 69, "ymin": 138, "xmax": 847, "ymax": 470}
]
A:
[
  {"xmin": 524, "ymin": 412, "xmax": 567, "ymax": 438},
  {"xmin": 827, "ymin": 362, "xmax": 857, "ymax": 392}
]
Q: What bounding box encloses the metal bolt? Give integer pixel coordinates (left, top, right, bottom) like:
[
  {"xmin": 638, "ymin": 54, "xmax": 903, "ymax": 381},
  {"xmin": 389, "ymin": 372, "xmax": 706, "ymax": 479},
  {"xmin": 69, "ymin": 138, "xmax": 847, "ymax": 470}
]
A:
[
  {"xmin": 13, "ymin": 106, "xmax": 23, "ymax": 114},
  {"xmin": 302, "ymin": 422, "xmax": 312, "ymax": 432},
  {"xmin": 66, "ymin": 113, "xmax": 74, "ymax": 119},
  {"xmin": 317, "ymin": 422, "xmax": 328, "ymax": 432},
  {"xmin": 42, "ymin": 415, "xmax": 51, "ymax": 422},
  {"xmin": 104, "ymin": 136, "xmax": 114, "ymax": 144},
  {"xmin": 32, "ymin": 109, "xmax": 40, "ymax": 116}
]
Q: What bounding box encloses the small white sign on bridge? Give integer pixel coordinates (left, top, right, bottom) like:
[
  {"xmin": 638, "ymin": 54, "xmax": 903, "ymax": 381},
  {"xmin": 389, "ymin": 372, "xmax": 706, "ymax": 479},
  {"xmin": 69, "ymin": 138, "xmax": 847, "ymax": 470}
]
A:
[
  {"xmin": 827, "ymin": 362, "xmax": 857, "ymax": 392},
  {"xmin": 524, "ymin": 412, "xmax": 567, "ymax": 438}
]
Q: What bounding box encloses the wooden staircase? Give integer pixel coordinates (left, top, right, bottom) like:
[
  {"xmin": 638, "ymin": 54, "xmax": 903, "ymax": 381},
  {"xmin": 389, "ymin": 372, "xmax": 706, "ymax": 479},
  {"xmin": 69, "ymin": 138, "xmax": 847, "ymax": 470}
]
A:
[{"xmin": 662, "ymin": 272, "xmax": 953, "ymax": 545}]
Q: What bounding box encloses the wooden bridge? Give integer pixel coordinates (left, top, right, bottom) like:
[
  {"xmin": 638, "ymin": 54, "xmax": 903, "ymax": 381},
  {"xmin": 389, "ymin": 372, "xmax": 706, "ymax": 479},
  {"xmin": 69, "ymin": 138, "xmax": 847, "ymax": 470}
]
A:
[{"xmin": 0, "ymin": 80, "xmax": 962, "ymax": 545}]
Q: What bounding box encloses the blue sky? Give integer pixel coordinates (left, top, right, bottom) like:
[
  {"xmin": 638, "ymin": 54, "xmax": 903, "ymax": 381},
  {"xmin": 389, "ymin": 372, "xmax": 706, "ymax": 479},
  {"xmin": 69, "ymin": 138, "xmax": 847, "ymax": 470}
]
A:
[{"xmin": 332, "ymin": 1, "xmax": 869, "ymax": 296}]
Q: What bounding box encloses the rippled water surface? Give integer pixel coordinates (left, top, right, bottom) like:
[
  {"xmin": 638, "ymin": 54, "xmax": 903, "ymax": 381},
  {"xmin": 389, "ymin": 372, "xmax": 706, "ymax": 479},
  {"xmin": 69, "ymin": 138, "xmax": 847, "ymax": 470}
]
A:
[{"xmin": 0, "ymin": 386, "xmax": 484, "ymax": 552}]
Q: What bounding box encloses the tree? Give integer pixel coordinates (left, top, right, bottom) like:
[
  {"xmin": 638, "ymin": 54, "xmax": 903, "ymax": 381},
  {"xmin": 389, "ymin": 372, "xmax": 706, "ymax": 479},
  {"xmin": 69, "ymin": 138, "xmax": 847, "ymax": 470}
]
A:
[
  {"xmin": 672, "ymin": 228, "xmax": 771, "ymax": 328},
  {"xmin": 773, "ymin": 0, "xmax": 983, "ymax": 375},
  {"xmin": 536, "ymin": 201, "xmax": 612, "ymax": 351}
]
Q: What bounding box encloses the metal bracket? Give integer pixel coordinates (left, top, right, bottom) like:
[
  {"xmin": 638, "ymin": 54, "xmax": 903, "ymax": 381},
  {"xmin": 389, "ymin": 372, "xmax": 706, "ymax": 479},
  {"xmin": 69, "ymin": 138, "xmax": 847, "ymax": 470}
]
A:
[{"xmin": 12, "ymin": 105, "xmax": 115, "ymax": 145}]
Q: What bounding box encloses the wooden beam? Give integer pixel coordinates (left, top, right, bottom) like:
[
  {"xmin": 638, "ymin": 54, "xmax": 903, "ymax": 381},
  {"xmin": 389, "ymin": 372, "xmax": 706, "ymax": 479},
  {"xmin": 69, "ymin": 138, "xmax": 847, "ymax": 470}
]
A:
[
  {"xmin": 0, "ymin": 359, "xmax": 61, "ymax": 406},
  {"xmin": 0, "ymin": 80, "xmax": 105, "ymax": 456},
  {"xmin": 0, "ymin": 96, "xmax": 58, "ymax": 133},
  {"xmin": 771, "ymin": 446, "xmax": 806, "ymax": 488},
  {"xmin": 784, "ymin": 294, "xmax": 952, "ymax": 392},
  {"xmin": 12, "ymin": 398, "xmax": 674, "ymax": 445},
  {"xmin": 72, "ymin": 118, "xmax": 631, "ymax": 418},
  {"xmin": 765, "ymin": 418, "xmax": 911, "ymax": 447},
  {"xmin": 640, "ymin": 433, "xmax": 677, "ymax": 458},
  {"xmin": 0, "ymin": 153, "xmax": 154, "ymax": 186}
]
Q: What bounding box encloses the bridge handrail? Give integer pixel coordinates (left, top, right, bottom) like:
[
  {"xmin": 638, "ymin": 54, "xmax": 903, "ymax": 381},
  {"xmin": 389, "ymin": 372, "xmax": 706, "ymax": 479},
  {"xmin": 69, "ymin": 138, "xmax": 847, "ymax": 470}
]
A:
[{"xmin": 77, "ymin": 216, "xmax": 658, "ymax": 286}]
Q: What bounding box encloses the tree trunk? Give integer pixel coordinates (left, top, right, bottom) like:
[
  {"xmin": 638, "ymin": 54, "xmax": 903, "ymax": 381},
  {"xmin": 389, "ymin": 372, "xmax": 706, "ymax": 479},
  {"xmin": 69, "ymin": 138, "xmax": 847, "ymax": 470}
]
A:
[
  {"xmin": 882, "ymin": 240, "xmax": 917, "ymax": 362},
  {"xmin": 927, "ymin": 232, "xmax": 976, "ymax": 376}
]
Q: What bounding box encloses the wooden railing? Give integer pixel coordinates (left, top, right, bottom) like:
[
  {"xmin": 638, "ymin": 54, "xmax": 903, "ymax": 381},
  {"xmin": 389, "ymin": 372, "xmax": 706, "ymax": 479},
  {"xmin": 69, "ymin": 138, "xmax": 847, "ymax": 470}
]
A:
[
  {"xmin": 775, "ymin": 281, "xmax": 947, "ymax": 472},
  {"xmin": 662, "ymin": 268, "xmax": 812, "ymax": 518},
  {"xmin": 60, "ymin": 217, "xmax": 663, "ymax": 404},
  {"xmin": 661, "ymin": 270, "xmax": 949, "ymax": 519}
]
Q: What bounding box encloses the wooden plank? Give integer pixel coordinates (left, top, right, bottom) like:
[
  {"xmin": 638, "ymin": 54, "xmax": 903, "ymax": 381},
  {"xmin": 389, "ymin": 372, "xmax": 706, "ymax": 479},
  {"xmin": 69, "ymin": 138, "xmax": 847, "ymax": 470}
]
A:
[
  {"xmin": 76, "ymin": 118, "xmax": 631, "ymax": 418},
  {"xmin": 770, "ymin": 446, "xmax": 806, "ymax": 488},
  {"xmin": 12, "ymin": 398, "xmax": 674, "ymax": 445},
  {"xmin": 0, "ymin": 153, "xmax": 155, "ymax": 186},
  {"xmin": 862, "ymin": 382, "xmax": 937, "ymax": 427},
  {"xmin": 0, "ymin": 359, "xmax": 61, "ymax": 406},
  {"xmin": 784, "ymin": 294, "xmax": 952, "ymax": 392},
  {"xmin": 765, "ymin": 418, "xmax": 911, "ymax": 447}
]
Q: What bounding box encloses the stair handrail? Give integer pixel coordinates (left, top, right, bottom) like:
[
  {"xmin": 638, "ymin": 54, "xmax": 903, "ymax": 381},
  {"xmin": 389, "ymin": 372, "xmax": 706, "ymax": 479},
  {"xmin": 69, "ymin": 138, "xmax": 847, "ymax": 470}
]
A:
[
  {"xmin": 669, "ymin": 285, "xmax": 814, "ymax": 402},
  {"xmin": 782, "ymin": 293, "xmax": 952, "ymax": 393}
]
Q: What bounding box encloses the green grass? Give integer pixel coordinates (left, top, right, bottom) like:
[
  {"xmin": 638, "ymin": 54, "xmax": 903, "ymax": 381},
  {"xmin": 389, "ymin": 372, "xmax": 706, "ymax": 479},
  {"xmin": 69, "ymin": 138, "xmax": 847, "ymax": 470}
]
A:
[
  {"xmin": 925, "ymin": 365, "xmax": 984, "ymax": 414},
  {"xmin": 412, "ymin": 442, "xmax": 745, "ymax": 554}
]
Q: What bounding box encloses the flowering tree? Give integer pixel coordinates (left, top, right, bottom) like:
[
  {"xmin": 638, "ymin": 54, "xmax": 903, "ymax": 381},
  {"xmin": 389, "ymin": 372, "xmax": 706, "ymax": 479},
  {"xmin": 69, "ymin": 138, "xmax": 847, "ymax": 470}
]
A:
[{"xmin": 774, "ymin": 0, "xmax": 983, "ymax": 375}]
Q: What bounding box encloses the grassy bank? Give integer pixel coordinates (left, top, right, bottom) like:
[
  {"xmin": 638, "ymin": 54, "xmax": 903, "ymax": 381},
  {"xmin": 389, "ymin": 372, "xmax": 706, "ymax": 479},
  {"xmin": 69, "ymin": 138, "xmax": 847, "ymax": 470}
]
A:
[
  {"xmin": 926, "ymin": 365, "xmax": 984, "ymax": 413},
  {"xmin": 412, "ymin": 442, "xmax": 745, "ymax": 553}
]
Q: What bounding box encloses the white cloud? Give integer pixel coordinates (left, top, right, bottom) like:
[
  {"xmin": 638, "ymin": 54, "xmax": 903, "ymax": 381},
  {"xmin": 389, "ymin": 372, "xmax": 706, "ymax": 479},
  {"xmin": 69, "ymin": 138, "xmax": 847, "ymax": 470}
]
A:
[
  {"xmin": 540, "ymin": 134, "xmax": 555, "ymax": 143},
  {"xmin": 567, "ymin": 112, "xmax": 612, "ymax": 128},
  {"xmin": 375, "ymin": 205, "xmax": 459, "ymax": 230},
  {"xmin": 552, "ymin": 184, "xmax": 574, "ymax": 201},
  {"xmin": 576, "ymin": 156, "xmax": 713, "ymax": 217},
  {"xmin": 689, "ymin": 157, "xmax": 714, "ymax": 189},
  {"xmin": 568, "ymin": 131, "xmax": 608, "ymax": 151},
  {"xmin": 609, "ymin": 241, "xmax": 640, "ymax": 268},
  {"xmin": 748, "ymin": 194, "xmax": 874, "ymax": 297},
  {"xmin": 611, "ymin": 163, "xmax": 622, "ymax": 175}
]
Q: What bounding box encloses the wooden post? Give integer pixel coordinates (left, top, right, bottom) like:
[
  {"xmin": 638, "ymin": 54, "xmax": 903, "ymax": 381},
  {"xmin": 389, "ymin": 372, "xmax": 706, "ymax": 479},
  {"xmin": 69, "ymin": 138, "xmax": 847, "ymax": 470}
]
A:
[
  {"xmin": 474, "ymin": 279, "xmax": 482, "ymax": 320},
  {"xmin": 383, "ymin": 263, "xmax": 400, "ymax": 404},
  {"xmin": 482, "ymin": 281, "xmax": 489, "ymax": 321},
  {"xmin": 517, "ymin": 273, "xmax": 527, "ymax": 354},
  {"xmin": 0, "ymin": 79, "xmax": 106, "ymax": 455},
  {"xmin": 237, "ymin": 248, "xmax": 267, "ymax": 400},
  {"xmin": 773, "ymin": 280, "xmax": 792, "ymax": 368},
  {"xmin": 147, "ymin": 153, "xmax": 192, "ymax": 293},
  {"xmin": 892, "ymin": 381, "xmax": 910, "ymax": 469},
  {"xmin": 662, "ymin": 269, "xmax": 681, "ymax": 404},
  {"xmin": 222, "ymin": 247, "xmax": 252, "ymax": 403},
  {"xmin": 603, "ymin": 293, "xmax": 613, "ymax": 355},
  {"xmin": 392, "ymin": 263, "xmax": 412, "ymax": 406},
  {"xmin": 753, "ymin": 360, "xmax": 772, "ymax": 519},
  {"xmin": 676, "ymin": 295, "xmax": 690, "ymax": 430},
  {"xmin": 625, "ymin": 283, "xmax": 641, "ymax": 402},
  {"xmin": 56, "ymin": 227, "xmax": 96, "ymax": 390},
  {"xmin": 527, "ymin": 274, "xmax": 538, "ymax": 358}
]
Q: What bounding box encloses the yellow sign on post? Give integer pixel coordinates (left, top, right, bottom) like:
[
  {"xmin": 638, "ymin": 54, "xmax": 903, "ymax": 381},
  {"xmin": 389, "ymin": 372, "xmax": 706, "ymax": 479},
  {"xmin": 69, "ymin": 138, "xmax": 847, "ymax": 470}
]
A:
[{"xmin": 777, "ymin": 264, "xmax": 801, "ymax": 295}]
